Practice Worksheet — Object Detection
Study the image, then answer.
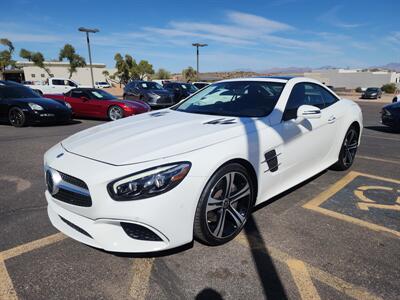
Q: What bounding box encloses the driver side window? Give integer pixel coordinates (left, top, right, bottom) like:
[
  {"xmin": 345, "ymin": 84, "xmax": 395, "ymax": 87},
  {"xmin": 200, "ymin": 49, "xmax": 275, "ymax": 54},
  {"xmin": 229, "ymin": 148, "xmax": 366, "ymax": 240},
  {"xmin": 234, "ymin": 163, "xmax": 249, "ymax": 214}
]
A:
[{"xmin": 283, "ymin": 83, "xmax": 326, "ymax": 121}]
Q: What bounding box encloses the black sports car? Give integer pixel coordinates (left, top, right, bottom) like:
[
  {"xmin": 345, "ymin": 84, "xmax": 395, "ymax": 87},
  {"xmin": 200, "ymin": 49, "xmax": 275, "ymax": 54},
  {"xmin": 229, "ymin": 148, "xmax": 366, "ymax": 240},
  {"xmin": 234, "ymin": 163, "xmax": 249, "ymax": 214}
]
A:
[
  {"xmin": 0, "ymin": 81, "xmax": 72, "ymax": 127},
  {"xmin": 381, "ymin": 102, "xmax": 400, "ymax": 130}
]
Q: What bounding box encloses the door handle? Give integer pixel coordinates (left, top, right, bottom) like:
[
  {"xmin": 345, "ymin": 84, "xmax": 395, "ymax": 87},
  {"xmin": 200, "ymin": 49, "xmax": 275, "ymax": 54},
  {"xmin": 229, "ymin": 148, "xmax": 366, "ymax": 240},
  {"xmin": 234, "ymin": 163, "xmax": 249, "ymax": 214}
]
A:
[{"xmin": 328, "ymin": 116, "xmax": 336, "ymax": 123}]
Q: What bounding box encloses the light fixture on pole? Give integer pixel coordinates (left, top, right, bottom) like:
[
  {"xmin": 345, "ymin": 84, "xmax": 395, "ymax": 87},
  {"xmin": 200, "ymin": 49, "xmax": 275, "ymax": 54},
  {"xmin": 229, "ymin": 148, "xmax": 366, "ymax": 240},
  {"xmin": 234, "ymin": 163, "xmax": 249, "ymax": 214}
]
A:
[
  {"xmin": 78, "ymin": 27, "xmax": 99, "ymax": 88},
  {"xmin": 192, "ymin": 43, "xmax": 208, "ymax": 79}
]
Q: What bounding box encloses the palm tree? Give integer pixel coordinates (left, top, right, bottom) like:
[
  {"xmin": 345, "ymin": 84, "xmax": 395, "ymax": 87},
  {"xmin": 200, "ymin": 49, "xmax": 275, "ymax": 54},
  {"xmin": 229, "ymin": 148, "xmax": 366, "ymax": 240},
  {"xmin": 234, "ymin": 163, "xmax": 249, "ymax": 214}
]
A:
[
  {"xmin": 59, "ymin": 44, "xmax": 86, "ymax": 79},
  {"xmin": 0, "ymin": 38, "xmax": 15, "ymax": 79}
]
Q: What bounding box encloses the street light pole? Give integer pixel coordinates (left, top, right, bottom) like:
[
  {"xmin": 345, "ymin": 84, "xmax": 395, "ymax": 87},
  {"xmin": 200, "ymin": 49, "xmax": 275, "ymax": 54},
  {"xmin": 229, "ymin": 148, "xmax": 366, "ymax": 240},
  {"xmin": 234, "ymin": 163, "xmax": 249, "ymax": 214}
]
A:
[
  {"xmin": 79, "ymin": 27, "xmax": 99, "ymax": 88},
  {"xmin": 192, "ymin": 43, "xmax": 208, "ymax": 80}
]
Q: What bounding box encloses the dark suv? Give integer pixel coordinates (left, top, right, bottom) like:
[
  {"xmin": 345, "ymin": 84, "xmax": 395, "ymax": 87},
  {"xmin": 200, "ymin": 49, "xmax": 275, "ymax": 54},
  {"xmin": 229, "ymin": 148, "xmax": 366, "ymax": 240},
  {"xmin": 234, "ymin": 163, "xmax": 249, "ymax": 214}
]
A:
[
  {"xmin": 123, "ymin": 81, "xmax": 174, "ymax": 108},
  {"xmin": 164, "ymin": 82, "xmax": 198, "ymax": 103}
]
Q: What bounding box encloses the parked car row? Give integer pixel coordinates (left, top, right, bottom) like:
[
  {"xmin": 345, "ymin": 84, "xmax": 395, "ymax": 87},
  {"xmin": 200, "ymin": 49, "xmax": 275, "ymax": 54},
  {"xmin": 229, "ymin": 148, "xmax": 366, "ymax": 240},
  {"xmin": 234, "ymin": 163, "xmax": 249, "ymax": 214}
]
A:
[
  {"xmin": 123, "ymin": 80, "xmax": 199, "ymax": 107},
  {"xmin": 0, "ymin": 81, "xmax": 150, "ymax": 127}
]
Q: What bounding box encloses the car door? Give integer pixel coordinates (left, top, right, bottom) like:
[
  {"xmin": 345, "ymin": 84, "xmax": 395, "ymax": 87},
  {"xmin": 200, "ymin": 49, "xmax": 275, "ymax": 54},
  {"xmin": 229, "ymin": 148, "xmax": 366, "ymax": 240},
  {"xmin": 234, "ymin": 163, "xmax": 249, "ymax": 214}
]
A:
[
  {"xmin": 68, "ymin": 90, "xmax": 88, "ymax": 116},
  {"xmin": 85, "ymin": 90, "xmax": 105, "ymax": 117},
  {"xmin": 0, "ymin": 89, "xmax": 8, "ymax": 120},
  {"xmin": 272, "ymin": 82, "xmax": 338, "ymax": 185}
]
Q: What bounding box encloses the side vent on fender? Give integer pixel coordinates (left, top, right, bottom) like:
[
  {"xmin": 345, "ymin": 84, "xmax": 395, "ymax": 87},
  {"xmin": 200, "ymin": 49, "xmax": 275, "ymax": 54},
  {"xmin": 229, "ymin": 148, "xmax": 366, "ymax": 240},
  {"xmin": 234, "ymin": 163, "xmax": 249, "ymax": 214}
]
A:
[
  {"xmin": 204, "ymin": 118, "xmax": 237, "ymax": 125},
  {"xmin": 263, "ymin": 150, "xmax": 281, "ymax": 173}
]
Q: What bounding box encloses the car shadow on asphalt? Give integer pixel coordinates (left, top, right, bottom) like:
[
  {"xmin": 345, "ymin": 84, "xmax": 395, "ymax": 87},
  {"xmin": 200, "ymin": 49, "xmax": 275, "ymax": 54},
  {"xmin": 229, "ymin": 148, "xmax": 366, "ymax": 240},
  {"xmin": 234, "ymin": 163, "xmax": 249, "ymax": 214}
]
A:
[{"xmin": 364, "ymin": 125, "xmax": 400, "ymax": 134}]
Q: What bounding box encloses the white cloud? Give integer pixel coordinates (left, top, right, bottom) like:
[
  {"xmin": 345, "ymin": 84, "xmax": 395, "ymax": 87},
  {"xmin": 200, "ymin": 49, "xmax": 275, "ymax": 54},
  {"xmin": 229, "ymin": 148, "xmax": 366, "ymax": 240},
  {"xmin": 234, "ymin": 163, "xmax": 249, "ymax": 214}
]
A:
[{"xmin": 318, "ymin": 6, "xmax": 365, "ymax": 29}]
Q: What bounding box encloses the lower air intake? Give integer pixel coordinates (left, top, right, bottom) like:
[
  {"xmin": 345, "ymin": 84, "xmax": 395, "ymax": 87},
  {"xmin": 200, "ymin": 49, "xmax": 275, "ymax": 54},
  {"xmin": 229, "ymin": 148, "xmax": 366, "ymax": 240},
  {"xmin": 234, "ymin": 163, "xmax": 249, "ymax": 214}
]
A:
[{"xmin": 120, "ymin": 222, "xmax": 162, "ymax": 241}]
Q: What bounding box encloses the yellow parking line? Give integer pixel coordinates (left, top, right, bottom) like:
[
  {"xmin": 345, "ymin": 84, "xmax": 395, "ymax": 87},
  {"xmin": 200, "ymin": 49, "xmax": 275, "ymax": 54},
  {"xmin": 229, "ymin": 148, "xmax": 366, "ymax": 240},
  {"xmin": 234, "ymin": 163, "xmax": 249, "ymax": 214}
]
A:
[
  {"xmin": 0, "ymin": 258, "xmax": 17, "ymax": 300},
  {"xmin": 1, "ymin": 233, "xmax": 66, "ymax": 260},
  {"xmin": 0, "ymin": 233, "xmax": 67, "ymax": 299},
  {"xmin": 357, "ymin": 155, "xmax": 400, "ymax": 165},
  {"xmin": 130, "ymin": 258, "xmax": 154, "ymax": 300},
  {"xmin": 235, "ymin": 233, "xmax": 381, "ymax": 300},
  {"xmin": 287, "ymin": 259, "xmax": 321, "ymax": 300}
]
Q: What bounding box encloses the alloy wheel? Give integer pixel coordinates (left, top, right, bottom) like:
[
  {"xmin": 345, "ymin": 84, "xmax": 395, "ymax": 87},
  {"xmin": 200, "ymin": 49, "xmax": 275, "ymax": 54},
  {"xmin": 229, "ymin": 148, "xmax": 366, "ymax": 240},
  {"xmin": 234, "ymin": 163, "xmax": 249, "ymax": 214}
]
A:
[
  {"xmin": 206, "ymin": 171, "xmax": 252, "ymax": 239},
  {"xmin": 9, "ymin": 108, "xmax": 25, "ymax": 127},
  {"xmin": 342, "ymin": 128, "xmax": 358, "ymax": 167},
  {"xmin": 109, "ymin": 107, "xmax": 123, "ymax": 121}
]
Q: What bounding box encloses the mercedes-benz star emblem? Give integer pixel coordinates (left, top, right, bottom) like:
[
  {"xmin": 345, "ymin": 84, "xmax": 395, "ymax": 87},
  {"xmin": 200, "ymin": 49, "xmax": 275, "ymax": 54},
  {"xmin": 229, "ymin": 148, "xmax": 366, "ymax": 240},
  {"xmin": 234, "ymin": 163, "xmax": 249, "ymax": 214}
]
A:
[{"xmin": 46, "ymin": 169, "xmax": 61, "ymax": 195}]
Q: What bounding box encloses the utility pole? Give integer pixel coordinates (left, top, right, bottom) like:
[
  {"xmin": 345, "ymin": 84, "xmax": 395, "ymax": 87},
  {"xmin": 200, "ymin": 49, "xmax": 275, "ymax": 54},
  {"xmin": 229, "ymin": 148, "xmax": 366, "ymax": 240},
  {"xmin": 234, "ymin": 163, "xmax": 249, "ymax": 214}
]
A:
[
  {"xmin": 192, "ymin": 43, "xmax": 208, "ymax": 79},
  {"xmin": 79, "ymin": 27, "xmax": 99, "ymax": 88}
]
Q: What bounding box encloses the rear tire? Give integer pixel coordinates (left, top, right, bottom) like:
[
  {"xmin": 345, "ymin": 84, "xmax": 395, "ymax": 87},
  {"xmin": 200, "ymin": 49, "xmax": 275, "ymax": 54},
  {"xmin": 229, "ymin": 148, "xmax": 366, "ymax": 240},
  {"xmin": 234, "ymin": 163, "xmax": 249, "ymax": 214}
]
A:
[
  {"xmin": 108, "ymin": 106, "xmax": 124, "ymax": 121},
  {"xmin": 193, "ymin": 163, "xmax": 255, "ymax": 246},
  {"xmin": 8, "ymin": 107, "xmax": 26, "ymax": 127},
  {"xmin": 331, "ymin": 126, "xmax": 359, "ymax": 171}
]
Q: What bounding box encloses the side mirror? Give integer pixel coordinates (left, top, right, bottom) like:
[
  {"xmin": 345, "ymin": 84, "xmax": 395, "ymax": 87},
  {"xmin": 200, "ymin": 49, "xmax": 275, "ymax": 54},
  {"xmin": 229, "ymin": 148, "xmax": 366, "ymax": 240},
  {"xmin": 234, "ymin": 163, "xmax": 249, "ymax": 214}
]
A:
[
  {"xmin": 297, "ymin": 105, "xmax": 321, "ymax": 120},
  {"xmin": 80, "ymin": 96, "xmax": 89, "ymax": 101}
]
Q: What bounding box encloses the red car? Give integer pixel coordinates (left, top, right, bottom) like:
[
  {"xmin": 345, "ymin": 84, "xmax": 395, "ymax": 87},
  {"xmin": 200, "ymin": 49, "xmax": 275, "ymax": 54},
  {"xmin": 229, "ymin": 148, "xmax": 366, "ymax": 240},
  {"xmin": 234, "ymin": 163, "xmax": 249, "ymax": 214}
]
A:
[{"xmin": 44, "ymin": 88, "xmax": 151, "ymax": 120}]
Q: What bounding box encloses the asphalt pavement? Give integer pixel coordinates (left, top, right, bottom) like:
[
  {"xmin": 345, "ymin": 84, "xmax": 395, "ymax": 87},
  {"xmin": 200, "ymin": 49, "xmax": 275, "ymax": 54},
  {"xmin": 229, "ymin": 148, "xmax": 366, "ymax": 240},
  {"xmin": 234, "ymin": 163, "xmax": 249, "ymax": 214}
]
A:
[{"xmin": 0, "ymin": 101, "xmax": 399, "ymax": 300}]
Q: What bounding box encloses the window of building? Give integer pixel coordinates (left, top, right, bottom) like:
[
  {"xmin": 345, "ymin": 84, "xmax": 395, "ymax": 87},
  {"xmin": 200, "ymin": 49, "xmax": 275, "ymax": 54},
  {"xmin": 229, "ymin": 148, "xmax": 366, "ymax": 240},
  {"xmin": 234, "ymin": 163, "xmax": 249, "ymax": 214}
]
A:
[
  {"xmin": 41, "ymin": 74, "xmax": 45, "ymax": 78},
  {"xmin": 31, "ymin": 74, "xmax": 36, "ymax": 78}
]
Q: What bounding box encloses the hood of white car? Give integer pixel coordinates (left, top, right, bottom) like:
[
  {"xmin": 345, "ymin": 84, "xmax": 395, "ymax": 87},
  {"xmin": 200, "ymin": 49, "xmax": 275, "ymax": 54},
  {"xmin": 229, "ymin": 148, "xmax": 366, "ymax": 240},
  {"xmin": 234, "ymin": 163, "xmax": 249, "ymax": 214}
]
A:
[{"xmin": 61, "ymin": 110, "xmax": 255, "ymax": 165}]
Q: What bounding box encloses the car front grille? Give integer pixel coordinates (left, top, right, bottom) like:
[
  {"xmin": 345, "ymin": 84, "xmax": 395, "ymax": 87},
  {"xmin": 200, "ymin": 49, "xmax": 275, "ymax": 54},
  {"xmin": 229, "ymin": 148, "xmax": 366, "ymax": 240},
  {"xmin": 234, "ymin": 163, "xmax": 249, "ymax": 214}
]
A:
[
  {"xmin": 46, "ymin": 169, "xmax": 92, "ymax": 207},
  {"xmin": 59, "ymin": 171, "xmax": 88, "ymax": 190},
  {"xmin": 53, "ymin": 188, "xmax": 92, "ymax": 207}
]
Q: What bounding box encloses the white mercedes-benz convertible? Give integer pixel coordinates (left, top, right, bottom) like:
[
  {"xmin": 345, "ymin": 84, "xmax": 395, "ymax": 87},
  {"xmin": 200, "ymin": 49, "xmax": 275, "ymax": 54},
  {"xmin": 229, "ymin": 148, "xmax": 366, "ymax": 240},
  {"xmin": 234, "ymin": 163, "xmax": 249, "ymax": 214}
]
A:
[{"xmin": 44, "ymin": 77, "xmax": 362, "ymax": 253}]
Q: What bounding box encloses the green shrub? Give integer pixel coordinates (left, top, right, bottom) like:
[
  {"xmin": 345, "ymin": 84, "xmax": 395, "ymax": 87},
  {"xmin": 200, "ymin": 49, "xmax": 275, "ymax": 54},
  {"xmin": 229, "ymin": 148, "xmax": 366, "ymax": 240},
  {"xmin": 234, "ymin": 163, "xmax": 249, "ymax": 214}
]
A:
[
  {"xmin": 355, "ymin": 87, "xmax": 362, "ymax": 93},
  {"xmin": 381, "ymin": 83, "xmax": 396, "ymax": 93}
]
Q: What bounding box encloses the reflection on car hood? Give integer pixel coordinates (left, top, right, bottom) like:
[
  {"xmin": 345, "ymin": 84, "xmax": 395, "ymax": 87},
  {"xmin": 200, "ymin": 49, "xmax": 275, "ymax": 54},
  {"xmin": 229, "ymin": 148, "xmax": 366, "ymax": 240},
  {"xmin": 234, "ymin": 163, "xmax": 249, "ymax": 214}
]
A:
[
  {"xmin": 61, "ymin": 110, "xmax": 254, "ymax": 165},
  {"xmin": 150, "ymin": 89, "xmax": 171, "ymax": 96}
]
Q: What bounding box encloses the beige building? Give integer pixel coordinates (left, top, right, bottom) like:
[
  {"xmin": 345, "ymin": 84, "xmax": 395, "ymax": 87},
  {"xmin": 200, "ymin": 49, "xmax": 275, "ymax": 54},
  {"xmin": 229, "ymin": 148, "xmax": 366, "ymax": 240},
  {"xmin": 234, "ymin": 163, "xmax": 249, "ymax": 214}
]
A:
[
  {"xmin": 14, "ymin": 61, "xmax": 116, "ymax": 85},
  {"xmin": 304, "ymin": 69, "xmax": 400, "ymax": 89}
]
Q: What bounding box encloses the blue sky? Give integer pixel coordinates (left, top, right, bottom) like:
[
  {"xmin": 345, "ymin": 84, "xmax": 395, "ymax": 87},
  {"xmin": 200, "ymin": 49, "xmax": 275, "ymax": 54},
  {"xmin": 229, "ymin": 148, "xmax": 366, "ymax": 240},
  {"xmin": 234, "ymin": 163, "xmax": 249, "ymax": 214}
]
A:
[{"xmin": 1, "ymin": 0, "xmax": 399, "ymax": 72}]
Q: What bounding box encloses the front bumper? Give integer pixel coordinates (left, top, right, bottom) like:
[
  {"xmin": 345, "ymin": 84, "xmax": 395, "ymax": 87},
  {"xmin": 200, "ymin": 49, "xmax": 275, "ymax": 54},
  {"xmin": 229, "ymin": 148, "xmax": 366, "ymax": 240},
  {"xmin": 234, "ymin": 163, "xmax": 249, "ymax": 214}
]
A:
[
  {"xmin": 26, "ymin": 109, "xmax": 72, "ymax": 124},
  {"xmin": 381, "ymin": 115, "xmax": 400, "ymax": 129},
  {"xmin": 44, "ymin": 143, "xmax": 205, "ymax": 253}
]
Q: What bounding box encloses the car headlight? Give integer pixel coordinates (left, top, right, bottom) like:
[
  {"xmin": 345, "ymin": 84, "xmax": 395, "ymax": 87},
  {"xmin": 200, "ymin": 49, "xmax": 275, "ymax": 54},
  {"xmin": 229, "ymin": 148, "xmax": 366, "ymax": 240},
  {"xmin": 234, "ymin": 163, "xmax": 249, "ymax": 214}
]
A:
[
  {"xmin": 108, "ymin": 162, "xmax": 191, "ymax": 201},
  {"xmin": 28, "ymin": 103, "xmax": 44, "ymax": 110},
  {"xmin": 382, "ymin": 109, "xmax": 391, "ymax": 116},
  {"xmin": 65, "ymin": 102, "xmax": 72, "ymax": 109}
]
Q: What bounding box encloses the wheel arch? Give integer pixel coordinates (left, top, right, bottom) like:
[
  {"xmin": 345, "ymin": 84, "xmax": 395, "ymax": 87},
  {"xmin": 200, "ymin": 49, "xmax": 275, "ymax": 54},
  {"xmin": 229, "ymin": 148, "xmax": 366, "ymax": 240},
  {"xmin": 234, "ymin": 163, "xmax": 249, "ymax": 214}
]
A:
[{"xmin": 219, "ymin": 158, "xmax": 259, "ymax": 200}]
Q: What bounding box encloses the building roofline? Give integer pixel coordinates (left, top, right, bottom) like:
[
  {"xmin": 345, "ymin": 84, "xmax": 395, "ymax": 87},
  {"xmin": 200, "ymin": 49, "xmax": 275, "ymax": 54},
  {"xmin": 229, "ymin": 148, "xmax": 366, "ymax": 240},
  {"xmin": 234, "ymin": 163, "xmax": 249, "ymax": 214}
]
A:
[{"xmin": 15, "ymin": 61, "xmax": 106, "ymax": 68}]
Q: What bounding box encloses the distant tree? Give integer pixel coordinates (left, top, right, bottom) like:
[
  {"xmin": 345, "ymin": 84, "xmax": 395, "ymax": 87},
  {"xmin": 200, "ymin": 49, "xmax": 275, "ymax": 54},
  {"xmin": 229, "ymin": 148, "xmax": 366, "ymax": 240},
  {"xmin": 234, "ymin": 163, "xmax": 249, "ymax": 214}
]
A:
[
  {"xmin": 19, "ymin": 48, "xmax": 33, "ymax": 61},
  {"xmin": 0, "ymin": 38, "xmax": 15, "ymax": 78},
  {"xmin": 19, "ymin": 48, "xmax": 52, "ymax": 77},
  {"xmin": 182, "ymin": 66, "xmax": 197, "ymax": 82},
  {"xmin": 133, "ymin": 60, "xmax": 154, "ymax": 80},
  {"xmin": 113, "ymin": 54, "xmax": 155, "ymax": 83},
  {"xmin": 381, "ymin": 83, "xmax": 396, "ymax": 94},
  {"xmin": 113, "ymin": 53, "xmax": 134, "ymax": 84},
  {"xmin": 355, "ymin": 87, "xmax": 362, "ymax": 93},
  {"xmin": 154, "ymin": 68, "xmax": 171, "ymax": 79},
  {"xmin": 31, "ymin": 52, "xmax": 52, "ymax": 77},
  {"xmin": 59, "ymin": 44, "xmax": 86, "ymax": 78},
  {"xmin": 102, "ymin": 70, "xmax": 109, "ymax": 77}
]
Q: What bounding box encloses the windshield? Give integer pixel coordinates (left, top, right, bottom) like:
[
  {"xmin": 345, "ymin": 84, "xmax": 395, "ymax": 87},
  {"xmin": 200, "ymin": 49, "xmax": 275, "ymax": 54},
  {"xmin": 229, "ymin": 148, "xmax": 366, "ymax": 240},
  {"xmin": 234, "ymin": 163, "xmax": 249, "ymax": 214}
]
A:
[
  {"xmin": 174, "ymin": 81, "xmax": 285, "ymax": 117},
  {"xmin": 0, "ymin": 86, "xmax": 40, "ymax": 99},
  {"xmin": 181, "ymin": 84, "xmax": 198, "ymax": 93},
  {"xmin": 140, "ymin": 82, "xmax": 163, "ymax": 90},
  {"xmin": 366, "ymin": 88, "xmax": 378, "ymax": 92},
  {"xmin": 88, "ymin": 89, "xmax": 117, "ymax": 100}
]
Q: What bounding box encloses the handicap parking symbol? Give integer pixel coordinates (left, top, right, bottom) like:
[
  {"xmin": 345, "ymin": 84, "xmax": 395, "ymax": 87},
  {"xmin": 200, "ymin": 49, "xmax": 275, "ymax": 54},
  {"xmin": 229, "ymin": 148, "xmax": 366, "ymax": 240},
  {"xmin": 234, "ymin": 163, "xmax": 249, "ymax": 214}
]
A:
[{"xmin": 304, "ymin": 172, "xmax": 400, "ymax": 237}]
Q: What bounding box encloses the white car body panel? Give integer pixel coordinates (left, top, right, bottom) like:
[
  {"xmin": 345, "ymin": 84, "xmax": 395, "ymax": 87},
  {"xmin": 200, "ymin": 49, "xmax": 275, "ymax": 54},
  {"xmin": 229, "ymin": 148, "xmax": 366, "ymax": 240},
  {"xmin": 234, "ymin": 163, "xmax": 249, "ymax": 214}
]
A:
[{"xmin": 44, "ymin": 77, "xmax": 363, "ymax": 252}]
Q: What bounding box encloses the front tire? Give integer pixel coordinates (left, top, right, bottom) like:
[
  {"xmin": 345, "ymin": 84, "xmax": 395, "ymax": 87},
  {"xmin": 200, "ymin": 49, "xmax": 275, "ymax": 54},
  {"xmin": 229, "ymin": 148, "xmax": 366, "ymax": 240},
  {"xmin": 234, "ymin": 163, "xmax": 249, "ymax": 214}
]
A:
[
  {"xmin": 194, "ymin": 163, "xmax": 255, "ymax": 246},
  {"xmin": 108, "ymin": 106, "xmax": 124, "ymax": 121},
  {"xmin": 9, "ymin": 107, "xmax": 26, "ymax": 127},
  {"xmin": 331, "ymin": 126, "xmax": 359, "ymax": 171}
]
